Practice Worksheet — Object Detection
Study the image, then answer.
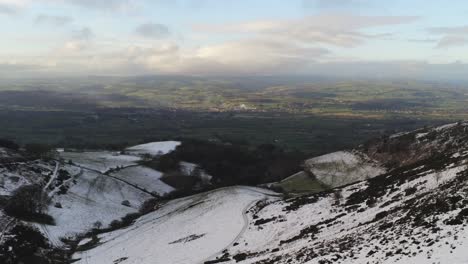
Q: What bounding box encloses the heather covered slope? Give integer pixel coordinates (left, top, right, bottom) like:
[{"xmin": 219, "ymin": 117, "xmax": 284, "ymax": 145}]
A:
[{"xmin": 362, "ymin": 122, "xmax": 468, "ymax": 168}]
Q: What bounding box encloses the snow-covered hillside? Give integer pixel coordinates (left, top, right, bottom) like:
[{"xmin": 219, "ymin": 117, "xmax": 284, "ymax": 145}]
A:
[
  {"xmin": 4, "ymin": 124, "xmax": 468, "ymax": 264},
  {"xmin": 71, "ymin": 122, "xmax": 468, "ymax": 264},
  {"xmin": 40, "ymin": 167, "xmax": 153, "ymax": 246},
  {"xmin": 1, "ymin": 141, "xmax": 183, "ymax": 248},
  {"xmin": 73, "ymin": 144, "xmax": 468, "ymax": 264},
  {"xmin": 73, "ymin": 187, "xmax": 277, "ymax": 264}
]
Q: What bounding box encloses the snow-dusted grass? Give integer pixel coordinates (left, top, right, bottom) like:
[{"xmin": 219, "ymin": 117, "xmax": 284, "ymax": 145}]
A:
[
  {"xmin": 41, "ymin": 169, "xmax": 152, "ymax": 245},
  {"xmin": 110, "ymin": 166, "xmax": 174, "ymax": 195},
  {"xmin": 60, "ymin": 151, "xmax": 140, "ymax": 173},
  {"xmin": 305, "ymin": 150, "xmax": 386, "ymax": 187},
  {"xmin": 73, "ymin": 187, "xmax": 272, "ymax": 264},
  {"xmin": 126, "ymin": 141, "xmax": 181, "ymax": 156}
]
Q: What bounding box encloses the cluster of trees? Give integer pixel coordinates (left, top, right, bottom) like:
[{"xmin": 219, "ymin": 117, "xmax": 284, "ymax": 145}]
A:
[
  {"xmin": 4, "ymin": 184, "xmax": 55, "ymax": 225},
  {"xmin": 157, "ymin": 139, "xmax": 305, "ymax": 187},
  {"xmin": 0, "ymin": 224, "xmax": 52, "ymax": 264},
  {"xmin": 0, "ymin": 138, "xmax": 54, "ymax": 159}
]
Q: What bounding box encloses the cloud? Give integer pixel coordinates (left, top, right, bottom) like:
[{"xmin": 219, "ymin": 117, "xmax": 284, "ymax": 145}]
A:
[
  {"xmin": 0, "ymin": 0, "xmax": 138, "ymax": 13},
  {"xmin": 62, "ymin": 41, "xmax": 87, "ymax": 52},
  {"xmin": 193, "ymin": 39, "xmax": 329, "ymax": 72},
  {"xmin": 304, "ymin": 0, "xmax": 368, "ymax": 9},
  {"xmin": 72, "ymin": 26, "xmax": 93, "ymax": 40},
  {"xmin": 59, "ymin": 0, "xmax": 133, "ymax": 10},
  {"xmin": 0, "ymin": 4, "xmax": 16, "ymax": 15},
  {"xmin": 428, "ymin": 26, "xmax": 468, "ymax": 48},
  {"xmin": 57, "ymin": 27, "xmax": 94, "ymax": 53},
  {"xmin": 195, "ymin": 14, "xmax": 418, "ymax": 48},
  {"xmin": 110, "ymin": 38, "xmax": 330, "ymax": 75},
  {"xmin": 0, "ymin": 0, "xmax": 24, "ymax": 15},
  {"xmin": 428, "ymin": 26, "xmax": 468, "ymax": 35},
  {"xmin": 20, "ymin": 37, "xmax": 330, "ymax": 76},
  {"xmin": 407, "ymin": 38, "xmax": 437, "ymax": 43},
  {"xmin": 135, "ymin": 23, "xmax": 171, "ymax": 39},
  {"xmin": 436, "ymin": 36, "xmax": 468, "ymax": 48},
  {"xmin": 35, "ymin": 14, "xmax": 73, "ymax": 26}
]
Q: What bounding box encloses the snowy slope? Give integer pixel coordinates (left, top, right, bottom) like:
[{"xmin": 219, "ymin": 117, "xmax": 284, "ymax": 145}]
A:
[
  {"xmin": 36, "ymin": 142, "xmax": 183, "ymax": 245},
  {"xmin": 40, "ymin": 168, "xmax": 152, "ymax": 245},
  {"xmin": 5, "ymin": 130, "xmax": 468, "ymax": 264},
  {"xmin": 125, "ymin": 141, "xmax": 181, "ymax": 156},
  {"xmin": 72, "ymin": 148, "xmax": 468, "ymax": 264},
  {"xmin": 73, "ymin": 187, "xmax": 276, "ymax": 264},
  {"xmin": 71, "ymin": 124, "xmax": 468, "ymax": 264},
  {"xmin": 305, "ymin": 150, "xmax": 386, "ymax": 188}
]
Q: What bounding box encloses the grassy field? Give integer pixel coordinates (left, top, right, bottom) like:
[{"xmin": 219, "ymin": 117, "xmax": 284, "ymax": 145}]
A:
[
  {"xmin": 271, "ymin": 171, "xmax": 327, "ymax": 193},
  {"xmin": 2, "ymin": 77, "xmax": 468, "ymax": 119}
]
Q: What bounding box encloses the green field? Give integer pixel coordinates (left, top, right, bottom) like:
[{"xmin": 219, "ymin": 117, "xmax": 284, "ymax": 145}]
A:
[{"xmin": 271, "ymin": 171, "xmax": 327, "ymax": 193}]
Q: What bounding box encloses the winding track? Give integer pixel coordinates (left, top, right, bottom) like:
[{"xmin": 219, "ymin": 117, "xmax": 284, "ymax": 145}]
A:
[{"xmin": 199, "ymin": 197, "xmax": 260, "ymax": 264}]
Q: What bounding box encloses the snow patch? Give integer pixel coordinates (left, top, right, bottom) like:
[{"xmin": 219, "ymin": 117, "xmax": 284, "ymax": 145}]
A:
[{"xmin": 126, "ymin": 141, "xmax": 181, "ymax": 156}]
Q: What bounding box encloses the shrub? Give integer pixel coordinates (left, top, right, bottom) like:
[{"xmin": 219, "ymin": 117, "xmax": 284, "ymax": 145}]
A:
[
  {"xmin": 24, "ymin": 143, "xmax": 53, "ymax": 158},
  {"xmin": 139, "ymin": 198, "xmax": 161, "ymax": 214},
  {"xmin": 143, "ymin": 153, "xmax": 181, "ymax": 173},
  {"xmin": 161, "ymin": 171, "xmax": 199, "ymax": 190},
  {"xmin": 0, "ymin": 138, "xmax": 19, "ymax": 150},
  {"xmin": 93, "ymin": 221, "xmax": 103, "ymax": 229}
]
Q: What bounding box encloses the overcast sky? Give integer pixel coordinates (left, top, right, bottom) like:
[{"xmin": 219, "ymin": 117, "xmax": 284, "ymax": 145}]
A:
[{"xmin": 2, "ymin": 0, "xmax": 468, "ymax": 79}]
